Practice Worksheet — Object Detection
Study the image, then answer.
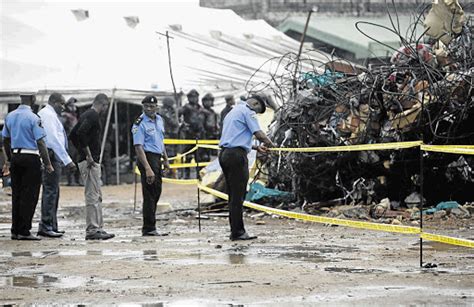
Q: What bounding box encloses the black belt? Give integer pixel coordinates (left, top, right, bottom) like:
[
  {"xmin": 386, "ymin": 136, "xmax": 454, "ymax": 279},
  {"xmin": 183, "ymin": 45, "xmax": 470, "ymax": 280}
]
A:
[
  {"xmin": 221, "ymin": 147, "xmax": 246, "ymax": 153},
  {"xmin": 144, "ymin": 152, "xmax": 162, "ymax": 156},
  {"xmin": 12, "ymin": 148, "xmax": 39, "ymax": 155}
]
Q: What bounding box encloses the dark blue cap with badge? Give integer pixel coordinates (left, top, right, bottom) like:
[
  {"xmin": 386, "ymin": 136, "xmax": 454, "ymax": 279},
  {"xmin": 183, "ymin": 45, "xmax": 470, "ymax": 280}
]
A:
[{"xmin": 142, "ymin": 95, "xmax": 158, "ymax": 104}]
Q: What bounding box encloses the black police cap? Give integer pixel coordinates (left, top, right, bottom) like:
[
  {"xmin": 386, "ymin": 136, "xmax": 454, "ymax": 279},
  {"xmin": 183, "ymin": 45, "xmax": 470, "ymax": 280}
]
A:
[{"xmin": 142, "ymin": 95, "xmax": 158, "ymax": 104}]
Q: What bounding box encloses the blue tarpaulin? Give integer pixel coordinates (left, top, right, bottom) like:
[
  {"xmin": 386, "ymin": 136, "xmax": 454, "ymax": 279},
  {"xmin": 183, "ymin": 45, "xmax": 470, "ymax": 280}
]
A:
[
  {"xmin": 423, "ymin": 201, "xmax": 460, "ymax": 214},
  {"xmin": 246, "ymin": 182, "xmax": 294, "ymax": 202}
]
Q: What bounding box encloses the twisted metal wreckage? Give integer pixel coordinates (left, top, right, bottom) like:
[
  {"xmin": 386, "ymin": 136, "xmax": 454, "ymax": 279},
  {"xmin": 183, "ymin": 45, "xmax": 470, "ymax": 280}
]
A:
[{"xmin": 243, "ymin": 1, "xmax": 473, "ymax": 214}]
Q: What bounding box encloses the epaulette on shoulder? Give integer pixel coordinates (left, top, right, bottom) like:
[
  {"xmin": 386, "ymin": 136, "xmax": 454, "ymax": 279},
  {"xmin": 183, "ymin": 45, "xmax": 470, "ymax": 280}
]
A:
[{"xmin": 134, "ymin": 115, "xmax": 144, "ymax": 125}]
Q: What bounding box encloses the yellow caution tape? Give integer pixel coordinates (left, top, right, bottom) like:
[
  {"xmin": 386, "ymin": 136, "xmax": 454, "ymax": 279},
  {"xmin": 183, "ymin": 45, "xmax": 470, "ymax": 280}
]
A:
[
  {"xmin": 197, "ymin": 184, "xmax": 420, "ymax": 235},
  {"xmin": 421, "ymin": 145, "xmax": 474, "ymax": 155},
  {"xmin": 169, "ymin": 162, "xmax": 210, "ymax": 169},
  {"xmin": 270, "ymin": 141, "xmax": 422, "ymax": 153},
  {"xmin": 197, "ymin": 144, "xmax": 221, "ymax": 150},
  {"xmin": 164, "ymin": 139, "xmax": 220, "ymax": 145},
  {"xmin": 423, "ymin": 145, "xmax": 474, "ymax": 149},
  {"xmin": 135, "ymin": 161, "xmax": 209, "ymax": 175},
  {"xmin": 163, "ymin": 178, "xmax": 199, "ymax": 185},
  {"xmin": 421, "ymin": 232, "xmax": 474, "ymax": 248},
  {"xmin": 168, "ymin": 146, "xmax": 198, "ymax": 161},
  {"xmin": 135, "ymin": 166, "xmax": 199, "ymax": 184}
]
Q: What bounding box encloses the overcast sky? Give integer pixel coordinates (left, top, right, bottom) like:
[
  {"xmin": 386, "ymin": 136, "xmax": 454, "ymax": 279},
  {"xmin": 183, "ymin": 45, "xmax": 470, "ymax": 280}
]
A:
[{"xmin": 2, "ymin": 0, "xmax": 200, "ymax": 15}]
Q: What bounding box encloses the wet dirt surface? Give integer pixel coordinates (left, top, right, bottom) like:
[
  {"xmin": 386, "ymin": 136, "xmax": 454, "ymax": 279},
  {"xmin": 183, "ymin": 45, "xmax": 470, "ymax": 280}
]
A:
[{"xmin": 0, "ymin": 184, "xmax": 473, "ymax": 305}]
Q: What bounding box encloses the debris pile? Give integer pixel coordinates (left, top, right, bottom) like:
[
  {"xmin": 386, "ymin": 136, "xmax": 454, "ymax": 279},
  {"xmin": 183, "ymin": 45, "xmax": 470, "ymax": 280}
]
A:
[{"xmin": 248, "ymin": 2, "xmax": 473, "ymax": 214}]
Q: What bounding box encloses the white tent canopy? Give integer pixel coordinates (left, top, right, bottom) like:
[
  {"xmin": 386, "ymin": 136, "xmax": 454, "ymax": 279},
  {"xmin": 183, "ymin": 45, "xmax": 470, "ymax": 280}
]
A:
[{"xmin": 1, "ymin": 1, "xmax": 331, "ymax": 107}]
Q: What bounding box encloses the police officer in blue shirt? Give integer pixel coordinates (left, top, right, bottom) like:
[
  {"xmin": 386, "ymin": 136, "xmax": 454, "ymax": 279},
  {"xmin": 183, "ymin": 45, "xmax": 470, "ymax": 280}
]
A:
[
  {"xmin": 132, "ymin": 95, "xmax": 171, "ymax": 236},
  {"xmin": 2, "ymin": 93, "xmax": 54, "ymax": 240},
  {"xmin": 219, "ymin": 94, "xmax": 275, "ymax": 241}
]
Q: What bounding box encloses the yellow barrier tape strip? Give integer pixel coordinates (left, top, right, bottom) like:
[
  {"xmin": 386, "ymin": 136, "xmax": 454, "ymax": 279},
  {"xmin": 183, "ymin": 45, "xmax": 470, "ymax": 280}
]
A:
[
  {"xmin": 197, "ymin": 144, "xmax": 220, "ymax": 150},
  {"xmin": 421, "ymin": 145, "xmax": 474, "ymax": 155},
  {"xmin": 169, "ymin": 162, "xmax": 210, "ymax": 169},
  {"xmin": 269, "ymin": 141, "xmax": 422, "ymax": 153},
  {"xmin": 163, "ymin": 178, "xmax": 199, "ymax": 185},
  {"xmin": 135, "ymin": 167, "xmax": 199, "ymax": 184},
  {"xmin": 421, "ymin": 233, "xmax": 474, "ymax": 248},
  {"xmin": 423, "ymin": 145, "xmax": 474, "ymax": 149},
  {"xmin": 168, "ymin": 146, "xmax": 198, "ymax": 161},
  {"xmin": 134, "ymin": 161, "xmax": 209, "ymax": 175},
  {"xmin": 197, "ymin": 184, "xmax": 420, "ymax": 235},
  {"xmin": 164, "ymin": 139, "xmax": 220, "ymax": 145}
]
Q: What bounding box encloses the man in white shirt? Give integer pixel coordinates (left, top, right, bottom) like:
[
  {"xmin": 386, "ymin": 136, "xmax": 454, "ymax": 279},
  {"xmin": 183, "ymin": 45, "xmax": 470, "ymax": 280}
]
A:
[{"xmin": 38, "ymin": 93, "xmax": 76, "ymax": 238}]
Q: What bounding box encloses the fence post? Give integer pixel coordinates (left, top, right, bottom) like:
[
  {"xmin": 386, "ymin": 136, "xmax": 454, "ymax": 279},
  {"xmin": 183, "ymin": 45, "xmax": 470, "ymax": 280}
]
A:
[{"xmin": 195, "ymin": 138, "xmax": 201, "ymax": 232}]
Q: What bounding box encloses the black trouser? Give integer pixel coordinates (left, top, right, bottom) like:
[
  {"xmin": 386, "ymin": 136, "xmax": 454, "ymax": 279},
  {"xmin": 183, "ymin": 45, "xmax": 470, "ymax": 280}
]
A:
[
  {"xmin": 137, "ymin": 152, "xmax": 162, "ymax": 234},
  {"xmin": 218, "ymin": 147, "xmax": 248, "ymax": 237},
  {"xmin": 39, "ymin": 150, "xmax": 62, "ymax": 232},
  {"xmin": 10, "ymin": 153, "xmax": 42, "ymax": 236}
]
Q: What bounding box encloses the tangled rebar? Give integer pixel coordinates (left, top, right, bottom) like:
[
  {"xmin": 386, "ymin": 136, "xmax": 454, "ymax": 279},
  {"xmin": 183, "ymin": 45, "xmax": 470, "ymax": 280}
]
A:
[{"xmin": 247, "ymin": 2, "xmax": 474, "ymax": 209}]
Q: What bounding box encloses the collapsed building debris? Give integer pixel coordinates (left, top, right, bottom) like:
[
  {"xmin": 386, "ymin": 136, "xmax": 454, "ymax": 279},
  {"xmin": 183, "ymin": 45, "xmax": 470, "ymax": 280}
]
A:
[{"xmin": 247, "ymin": 1, "xmax": 474, "ymax": 214}]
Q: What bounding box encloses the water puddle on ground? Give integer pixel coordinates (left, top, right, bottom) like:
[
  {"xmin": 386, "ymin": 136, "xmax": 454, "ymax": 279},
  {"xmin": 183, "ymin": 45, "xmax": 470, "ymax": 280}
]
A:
[
  {"xmin": 0, "ymin": 274, "xmax": 87, "ymax": 288},
  {"xmin": 0, "ymin": 244, "xmax": 357, "ymax": 265},
  {"xmin": 255, "ymin": 244, "xmax": 358, "ymax": 263}
]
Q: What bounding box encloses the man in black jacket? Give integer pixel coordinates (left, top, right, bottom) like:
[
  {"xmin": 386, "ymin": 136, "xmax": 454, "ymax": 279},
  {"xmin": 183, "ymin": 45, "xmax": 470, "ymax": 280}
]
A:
[{"xmin": 70, "ymin": 93, "xmax": 114, "ymax": 240}]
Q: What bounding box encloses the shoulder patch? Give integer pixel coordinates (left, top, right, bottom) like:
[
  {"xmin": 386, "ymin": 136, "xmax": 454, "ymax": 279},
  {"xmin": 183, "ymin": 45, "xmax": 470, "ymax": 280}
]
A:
[
  {"xmin": 132, "ymin": 126, "xmax": 139, "ymax": 134},
  {"xmin": 134, "ymin": 116, "xmax": 144, "ymax": 125}
]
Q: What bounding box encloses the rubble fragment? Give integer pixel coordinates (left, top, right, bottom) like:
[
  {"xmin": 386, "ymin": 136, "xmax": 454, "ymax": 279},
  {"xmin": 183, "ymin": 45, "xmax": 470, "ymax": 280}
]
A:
[{"xmin": 246, "ymin": 2, "xmax": 474, "ymax": 218}]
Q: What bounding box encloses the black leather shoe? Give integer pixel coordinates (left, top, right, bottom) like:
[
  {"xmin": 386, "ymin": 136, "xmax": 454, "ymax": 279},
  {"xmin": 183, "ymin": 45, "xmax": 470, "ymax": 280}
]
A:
[
  {"xmin": 142, "ymin": 230, "xmax": 169, "ymax": 236},
  {"xmin": 55, "ymin": 230, "xmax": 66, "ymax": 234},
  {"xmin": 38, "ymin": 230, "xmax": 63, "ymax": 238},
  {"xmin": 230, "ymin": 232, "xmax": 257, "ymax": 241},
  {"xmin": 11, "ymin": 234, "xmax": 18, "ymax": 240},
  {"xmin": 86, "ymin": 231, "xmax": 115, "ymax": 240},
  {"xmin": 17, "ymin": 234, "xmax": 41, "ymax": 241}
]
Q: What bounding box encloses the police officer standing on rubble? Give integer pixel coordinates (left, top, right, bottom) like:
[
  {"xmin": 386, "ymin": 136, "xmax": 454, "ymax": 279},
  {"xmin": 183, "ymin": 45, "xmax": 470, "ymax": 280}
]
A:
[
  {"xmin": 2, "ymin": 93, "xmax": 54, "ymax": 240},
  {"xmin": 132, "ymin": 95, "xmax": 171, "ymax": 236},
  {"xmin": 219, "ymin": 94, "xmax": 275, "ymax": 241}
]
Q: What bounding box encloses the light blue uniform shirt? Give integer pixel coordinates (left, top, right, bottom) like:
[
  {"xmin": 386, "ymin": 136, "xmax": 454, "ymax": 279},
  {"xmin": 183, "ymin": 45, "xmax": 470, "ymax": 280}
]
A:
[
  {"xmin": 219, "ymin": 101, "xmax": 261, "ymax": 153},
  {"xmin": 2, "ymin": 105, "xmax": 46, "ymax": 150},
  {"xmin": 132, "ymin": 113, "xmax": 165, "ymax": 154},
  {"xmin": 38, "ymin": 104, "xmax": 72, "ymax": 165}
]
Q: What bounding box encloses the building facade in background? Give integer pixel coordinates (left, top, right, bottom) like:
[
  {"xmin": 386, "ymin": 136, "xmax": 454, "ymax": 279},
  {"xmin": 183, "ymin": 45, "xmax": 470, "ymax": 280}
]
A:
[
  {"xmin": 201, "ymin": 0, "xmax": 473, "ymax": 64},
  {"xmin": 200, "ymin": 0, "xmax": 445, "ymax": 26}
]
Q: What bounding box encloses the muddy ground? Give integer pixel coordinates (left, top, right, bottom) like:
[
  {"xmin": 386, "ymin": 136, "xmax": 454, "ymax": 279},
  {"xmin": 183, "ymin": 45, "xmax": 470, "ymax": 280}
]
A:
[{"xmin": 0, "ymin": 183, "xmax": 473, "ymax": 306}]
